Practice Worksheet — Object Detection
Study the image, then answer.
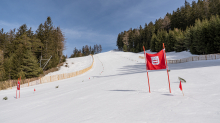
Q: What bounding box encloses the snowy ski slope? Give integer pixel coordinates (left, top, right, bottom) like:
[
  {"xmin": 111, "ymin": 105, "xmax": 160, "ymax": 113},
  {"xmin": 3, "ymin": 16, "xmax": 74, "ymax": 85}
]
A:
[{"xmin": 0, "ymin": 50, "xmax": 220, "ymax": 123}]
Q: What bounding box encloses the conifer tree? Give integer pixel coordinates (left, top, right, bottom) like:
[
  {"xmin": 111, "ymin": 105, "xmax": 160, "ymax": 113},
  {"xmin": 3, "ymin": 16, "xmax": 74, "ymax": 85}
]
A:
[
  {"xmin": 30, "ymin": 35, "xmax": 43, "ymax": 60},
  {"xmin": 161, "ymin": 15, "xmax": 171, "ymax": 32},
  {"xmin": 123, "ymin": 44, "xmax": 127, "ymax": 52},
  {"xmin": 96, "ymin": 44, "xmax": 99, "ymax": 53},
  {"xmin": 16, "ymin": 24, "xmax": 28, "ymax": 37},
  {"xmin": 99, "ymin": 45, "xmax": 102, "ymax": 53},
  {"xmin": 174, "ymin": 29, "xmax": 186, "ymax": 52},
  {"xmin": 146, "ymin": 22, "xmax": 155, "ymax": 50},
  {"xmin": 21, "ymin": 50, "xmax": 42, "ymax": 78},
  {"xmin": 184, "ymin": 26, "xmax": 192, "ymax": 51},
  {"xmin": 166, "ymin": 30, "xmax": 176, "ymax": 52},
  {"xmin": 209, "ymin": 0, "xmax": 220, "ymax": 16},
  {"xmin": 3, "ymin": 57, "xmax": 13, "ymax": 80},
  {"xmin": 154, "ymin": 18, "xmax": 163, "ymax": 34},
  {"xmin": 155, "ymin": 30, "xmax": 166, "ymax": 51},
  {"xmin": 2, "ymin": 29, "xmax": 15, "ymax": 58},
  {"xmin": 91, "ymin": 48, "xmax": 94, "ymax": 55},
  {"xmin": 85, "ymin": 45, "xmax": 90, "ymax": 55},
  {"xmin": 82, "ymin": 46, "xmax": 85, "ymax": 55},
  {"xmin": 128, "ymin": 30, "xmax": 134, "ymax": 52},
  {"xmin": 0, "ymin": 49, "xmax": 5, "ymax": 81},
  {"xmin": 116, "ymin": 33, "xmax": 124, "ymax": 51},
  {"xmin": 0, "ymin": 29, "xmax": 5, "ymax": 51},
  {"xmin": 150, "ymin": 33, "xmax": 157, "ymax": 52},
  {"xmin": 89, "ymin": 46, "xmax": 92, "ymax": 54},
  {"xmin": 210, "ymin": 15, "xmax": 220, "ymax": 53}
]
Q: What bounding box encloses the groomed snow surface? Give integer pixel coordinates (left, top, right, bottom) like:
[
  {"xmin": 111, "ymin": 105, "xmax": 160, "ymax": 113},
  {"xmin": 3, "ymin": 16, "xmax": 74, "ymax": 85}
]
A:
[{"xmin": 1, "ymin": 50, "xmax": 220, "ymax": 123}]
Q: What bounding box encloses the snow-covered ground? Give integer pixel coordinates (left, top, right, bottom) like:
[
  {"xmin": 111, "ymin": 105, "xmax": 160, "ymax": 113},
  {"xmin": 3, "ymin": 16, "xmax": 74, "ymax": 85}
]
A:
[
  {"xmin": 46, "ymin": 55, "xmax": 93, "ymax": 76},
  {"xmin": 0, "ymin": 50, "xmax": 220, "ymax": 123}
]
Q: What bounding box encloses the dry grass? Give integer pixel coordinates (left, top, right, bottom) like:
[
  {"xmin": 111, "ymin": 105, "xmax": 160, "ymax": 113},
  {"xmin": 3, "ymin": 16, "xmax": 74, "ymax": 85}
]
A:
[
  {"xmin": 139, "ymin": 56, "xmax": 144, "ymax": 59},
  {"xmin": 40, "ymin": 62, "xmax": 64, "ymax": 76}
]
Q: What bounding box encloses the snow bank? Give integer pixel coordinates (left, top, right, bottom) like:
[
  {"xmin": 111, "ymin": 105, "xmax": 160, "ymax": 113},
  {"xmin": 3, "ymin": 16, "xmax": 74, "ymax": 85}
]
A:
[{"xmin": 46, "ymin": 55, "xmax": 93, "ymax": 76}]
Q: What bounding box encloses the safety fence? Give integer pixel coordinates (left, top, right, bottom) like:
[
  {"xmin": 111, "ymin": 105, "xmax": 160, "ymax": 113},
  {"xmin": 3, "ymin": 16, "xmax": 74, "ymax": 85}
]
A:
[
  {"xmin": 0, "ymin": 77, "xmax": 40, "ymax": 90},
  {"xmin": 0, "ymin": 55, "xmax": 94, "ymax": 90},
  {"xmin": 139, "ymin": 53, "xmax": 220, "ymax": 64}
]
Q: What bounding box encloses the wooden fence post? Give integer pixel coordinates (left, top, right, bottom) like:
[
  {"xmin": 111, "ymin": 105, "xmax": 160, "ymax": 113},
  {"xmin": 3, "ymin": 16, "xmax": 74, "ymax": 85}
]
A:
[{"xmin": 10, "ymin": 80, "xmax": 12, "ymax": 89}]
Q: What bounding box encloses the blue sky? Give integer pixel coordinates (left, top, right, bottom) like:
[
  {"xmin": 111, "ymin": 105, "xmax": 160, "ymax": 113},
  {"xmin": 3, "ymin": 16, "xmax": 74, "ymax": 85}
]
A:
[{"xmin": 0, "ymin": 0, "xmax": 195, "ymax": 57}]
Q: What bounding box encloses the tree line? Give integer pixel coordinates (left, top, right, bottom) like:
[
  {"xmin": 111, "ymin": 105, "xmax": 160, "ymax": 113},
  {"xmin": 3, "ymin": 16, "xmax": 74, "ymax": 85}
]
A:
[
  {"xmin": 116, "ymin": 0, "xmax": 220, "ymax": 54},
  {"xmin": 0, "ymin": 17, "xmax": 65, "ymax": 81},
  {"xmin": 70, "ymin": 44, "xmax": 102, "ymax": 58}
]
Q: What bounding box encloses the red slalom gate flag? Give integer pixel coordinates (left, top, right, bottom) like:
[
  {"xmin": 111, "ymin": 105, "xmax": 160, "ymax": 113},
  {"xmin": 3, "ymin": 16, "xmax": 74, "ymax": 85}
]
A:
[
  {"xmin": 179, "ymin": 81, "xmax": 182, "ymax": 91},
  {"xmin": 143, "ymin": 43, "xmax": 171, "ymax": 93},
  {"xmin": 16, "ymin": 78, "xmax": 21, "ymax": 99},
  {"xmin": 145, "ymin": 50, "xmax": 166, "ymax": 70},
  {"xmin": 17, "ymin": 80, "xmax": 20, "ymax": 90}
]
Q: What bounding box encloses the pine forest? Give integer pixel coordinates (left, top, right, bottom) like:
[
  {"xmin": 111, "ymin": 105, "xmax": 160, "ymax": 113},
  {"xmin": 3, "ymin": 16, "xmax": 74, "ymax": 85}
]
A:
[
  {"xmin": 116, "ymin": 0, "xmax": 220, "ymax": 55},
  {"xmin": 0, "ymin": 17, "xmax": 65, "ymax": 81},
  {"xmin": 70, "ymin": 44, "xmax": 102, "ymax": 58}
]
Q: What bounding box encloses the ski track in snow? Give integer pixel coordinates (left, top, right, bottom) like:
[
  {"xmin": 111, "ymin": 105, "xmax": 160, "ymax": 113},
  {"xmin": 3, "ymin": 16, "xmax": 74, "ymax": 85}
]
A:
[{"xmin": 0, "ymin": 50, "xmax": 220, "ymax": 123}]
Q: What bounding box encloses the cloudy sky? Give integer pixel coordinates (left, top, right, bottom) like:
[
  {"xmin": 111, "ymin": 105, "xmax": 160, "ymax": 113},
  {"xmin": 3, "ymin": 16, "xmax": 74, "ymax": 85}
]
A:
[{"xmin": 0, "ymin": 0, "xmax": 195, "ymax": 57}]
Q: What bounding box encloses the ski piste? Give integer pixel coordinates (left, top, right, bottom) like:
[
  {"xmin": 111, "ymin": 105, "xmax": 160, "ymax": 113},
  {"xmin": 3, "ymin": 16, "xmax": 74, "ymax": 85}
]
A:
[{"xmin": 1, "ymin": 50, "xmax": 220, "ymax": 123}]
